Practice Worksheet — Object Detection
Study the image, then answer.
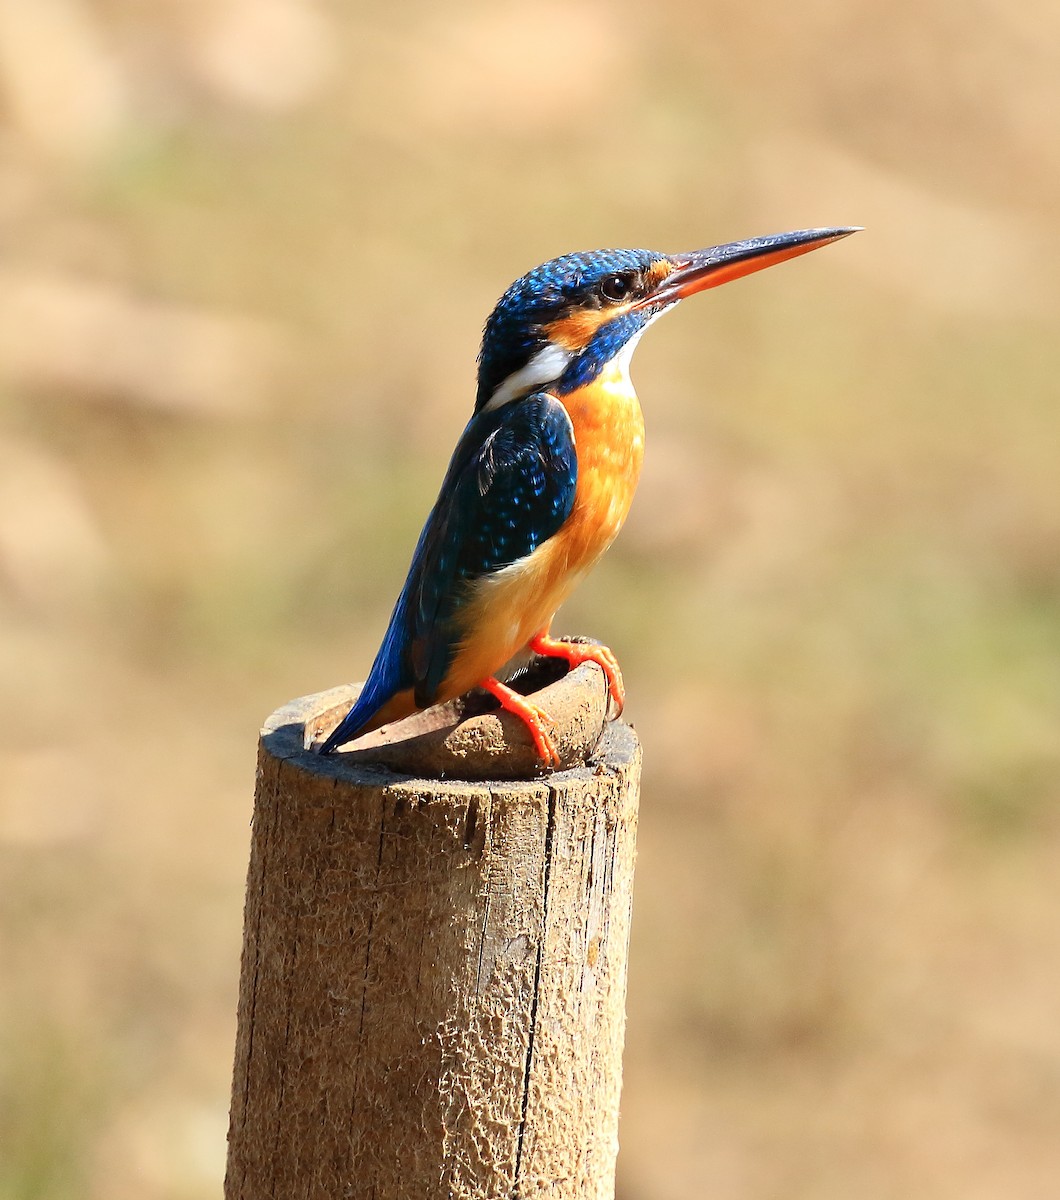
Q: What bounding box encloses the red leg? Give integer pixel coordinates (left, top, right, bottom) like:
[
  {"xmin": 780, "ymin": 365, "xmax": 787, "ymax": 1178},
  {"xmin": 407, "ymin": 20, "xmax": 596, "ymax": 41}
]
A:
[
  {"xmin": 528, "ymin": 630, "xmax": 625, "ymax": 712},
  {"xmin": 481, "ymin": 676, "xmax": 561, "ymax": 768}
]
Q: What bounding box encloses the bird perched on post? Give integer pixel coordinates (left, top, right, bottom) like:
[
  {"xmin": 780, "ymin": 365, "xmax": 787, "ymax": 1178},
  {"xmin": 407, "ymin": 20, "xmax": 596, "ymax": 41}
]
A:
[{"xmin": 320, "ymin": 227, "xmax": 858, "ymax": 765}]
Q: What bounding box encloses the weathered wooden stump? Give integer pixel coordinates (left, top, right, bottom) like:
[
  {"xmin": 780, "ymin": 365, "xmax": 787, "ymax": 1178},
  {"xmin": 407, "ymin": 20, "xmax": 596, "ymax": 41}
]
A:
[{"xmin": 225, "ymin": 660, "xmax": 641, "ymax": 1199}]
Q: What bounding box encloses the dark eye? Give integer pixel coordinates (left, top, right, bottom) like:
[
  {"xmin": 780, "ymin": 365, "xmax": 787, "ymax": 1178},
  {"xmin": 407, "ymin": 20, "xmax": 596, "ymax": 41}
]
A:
[{"xmin": 599, "ymin": 273, "xmax": 633, "ymax": 302}]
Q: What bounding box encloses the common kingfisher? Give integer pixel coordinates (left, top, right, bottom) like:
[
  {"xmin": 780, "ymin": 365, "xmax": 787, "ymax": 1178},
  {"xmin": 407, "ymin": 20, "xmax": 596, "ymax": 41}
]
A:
[{"xmin": 320, "ymin": 227, "xmax": 858, "ymax": 765}]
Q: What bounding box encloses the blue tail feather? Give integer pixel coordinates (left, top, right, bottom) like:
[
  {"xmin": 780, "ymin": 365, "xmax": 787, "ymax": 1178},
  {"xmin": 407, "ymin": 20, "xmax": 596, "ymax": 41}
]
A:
[
  {"xmin": 317, "ymin": 678, "xmax": 388, "ymax": 754},
  {"xmin": 317, "ymin": 599, "xmax": 413, "ymax": 755}
]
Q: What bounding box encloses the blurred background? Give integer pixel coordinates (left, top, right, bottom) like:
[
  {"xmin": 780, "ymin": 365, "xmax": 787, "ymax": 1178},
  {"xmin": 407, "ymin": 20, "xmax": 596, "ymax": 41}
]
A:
[{"xmin": 1, "ymin": 1, "xmax": 1058, "ymax": 1197}]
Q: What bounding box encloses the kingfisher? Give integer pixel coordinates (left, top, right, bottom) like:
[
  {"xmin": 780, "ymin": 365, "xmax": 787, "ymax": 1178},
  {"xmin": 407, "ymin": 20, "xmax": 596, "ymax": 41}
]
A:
[{"xmin": 320, "ymin": 227, "xmax": 857, "ymax": 765}]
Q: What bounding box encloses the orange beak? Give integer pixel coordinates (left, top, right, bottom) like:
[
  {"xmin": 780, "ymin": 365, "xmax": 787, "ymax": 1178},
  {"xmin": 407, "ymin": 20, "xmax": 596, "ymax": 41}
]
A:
[{"xmin": 640, "ymin": 227, "xmax": 860, "ymax": 307}]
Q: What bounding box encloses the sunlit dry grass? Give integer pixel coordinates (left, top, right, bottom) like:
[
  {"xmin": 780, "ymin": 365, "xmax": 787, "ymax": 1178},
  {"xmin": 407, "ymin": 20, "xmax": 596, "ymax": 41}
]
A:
[{"xmin": 1, "ymin": 2, "xmax": 1059, "ymax": 1197}]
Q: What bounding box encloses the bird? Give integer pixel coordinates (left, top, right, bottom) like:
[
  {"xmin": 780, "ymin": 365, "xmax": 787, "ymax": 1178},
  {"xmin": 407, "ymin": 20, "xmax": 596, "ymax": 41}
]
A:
[{"xmin": 319, "ymin": 226, "xmax": 858, "ymax": 765}]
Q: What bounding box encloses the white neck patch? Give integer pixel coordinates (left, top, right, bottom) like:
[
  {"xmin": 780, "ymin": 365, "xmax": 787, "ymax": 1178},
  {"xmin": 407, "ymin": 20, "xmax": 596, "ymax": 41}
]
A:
[
  {"xmin": 602, "ymin": 307, "xmax": 667, "ymax": 386},
  {"xmin": 483, "ymin": 342, "xmax": 572, "ymax": 412}
]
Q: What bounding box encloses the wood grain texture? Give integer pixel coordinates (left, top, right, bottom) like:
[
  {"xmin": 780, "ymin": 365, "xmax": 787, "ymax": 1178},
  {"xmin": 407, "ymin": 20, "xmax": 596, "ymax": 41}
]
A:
[{"xmin": 226, "ymin": 686, "xmax": 641, "ymax": 1199}]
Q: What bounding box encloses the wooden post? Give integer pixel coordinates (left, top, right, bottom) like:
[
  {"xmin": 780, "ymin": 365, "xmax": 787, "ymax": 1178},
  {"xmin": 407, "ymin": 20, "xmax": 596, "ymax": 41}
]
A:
[{"xmin": 225, "ymin": 663, "xmax": 641, "ymax": 1199}]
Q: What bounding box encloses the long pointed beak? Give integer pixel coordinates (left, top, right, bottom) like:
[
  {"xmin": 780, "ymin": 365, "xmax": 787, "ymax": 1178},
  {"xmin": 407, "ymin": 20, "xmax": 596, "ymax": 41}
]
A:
[{"xmin": 641, "ymin": 226, "xmax": 860, "ymax": 307}]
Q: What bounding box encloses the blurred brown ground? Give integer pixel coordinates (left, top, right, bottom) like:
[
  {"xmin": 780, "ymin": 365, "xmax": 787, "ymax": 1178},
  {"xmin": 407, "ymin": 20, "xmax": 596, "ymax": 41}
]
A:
[{"xmin": 1, "ymin": 2, "xmax": 1059, "ymax": 1197}]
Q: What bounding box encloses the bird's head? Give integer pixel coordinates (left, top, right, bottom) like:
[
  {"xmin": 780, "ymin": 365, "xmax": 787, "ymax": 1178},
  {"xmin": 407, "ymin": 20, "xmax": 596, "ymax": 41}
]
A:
[{"xmin": 476, "ymin": 227, "xmax": 858, "ymax": 413}]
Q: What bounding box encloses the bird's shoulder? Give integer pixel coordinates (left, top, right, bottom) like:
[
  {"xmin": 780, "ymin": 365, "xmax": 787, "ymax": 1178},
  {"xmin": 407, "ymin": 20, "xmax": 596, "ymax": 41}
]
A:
[{"xmin": 425, "ymin": 391, "xmax": 578, "ymax": 588}]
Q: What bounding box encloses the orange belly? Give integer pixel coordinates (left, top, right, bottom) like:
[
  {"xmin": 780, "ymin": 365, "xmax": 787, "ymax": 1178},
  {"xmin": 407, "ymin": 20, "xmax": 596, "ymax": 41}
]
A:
[{"xmin": 441, "ymin": 364, "xmax": 645, "ymax": 700}]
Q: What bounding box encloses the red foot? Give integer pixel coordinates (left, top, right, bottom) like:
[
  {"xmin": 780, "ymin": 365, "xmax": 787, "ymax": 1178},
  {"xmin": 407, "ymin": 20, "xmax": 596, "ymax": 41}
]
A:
[
  {"xmin": 482, "ymin": 677, "xmax": 561, "ymax": 768},
  {"xmin": 528, "ymin": 631, "xmax": 625, "ymax": 713}
]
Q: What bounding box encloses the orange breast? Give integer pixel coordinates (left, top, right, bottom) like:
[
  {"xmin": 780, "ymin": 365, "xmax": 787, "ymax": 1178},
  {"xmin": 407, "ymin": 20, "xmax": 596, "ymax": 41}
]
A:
[
  {"xmin": 555, "ymin": 362, "xmax": 646, "ymax": 576},
  {"xmin": 441, "ymin": 364, "xmax": 644, "ymax": 700}
]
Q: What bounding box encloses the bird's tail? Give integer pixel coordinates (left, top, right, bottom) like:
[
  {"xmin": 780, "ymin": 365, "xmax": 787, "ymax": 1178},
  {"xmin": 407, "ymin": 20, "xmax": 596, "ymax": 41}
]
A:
[
  {"xmin": 317, "ymin": 619, "xmax": 416, "ymax": 755},
  {"xmin": 318, "ymin": 681, "xmax": 386, "ymax": 755}
]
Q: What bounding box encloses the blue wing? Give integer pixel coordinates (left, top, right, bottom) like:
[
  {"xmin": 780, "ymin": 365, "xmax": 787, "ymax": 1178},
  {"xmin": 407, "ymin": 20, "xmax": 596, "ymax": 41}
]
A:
[{"xmin": 319, "ymin": 393, "xmax": 577, "ymax": 753}]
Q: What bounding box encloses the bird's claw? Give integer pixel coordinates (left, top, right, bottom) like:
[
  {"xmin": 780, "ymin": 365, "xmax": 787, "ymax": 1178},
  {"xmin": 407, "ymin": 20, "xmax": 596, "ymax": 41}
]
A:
[
  {"xmin": 528, "ymin": 633, "xmax": 625, "ymax": 715},
  {"xmin": 514, "ymin": 701, "xmax": 561, "ymax": 768},
  {"xmin": 482, "ymin": 677, "xmax": 562, "ymax": 768}
]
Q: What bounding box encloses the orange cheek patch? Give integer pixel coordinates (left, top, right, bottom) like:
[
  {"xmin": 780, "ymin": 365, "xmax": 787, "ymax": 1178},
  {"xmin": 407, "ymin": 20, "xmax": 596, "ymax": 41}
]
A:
[
  {"xmin": 544, "ymin": 261, "xmax": 673, "ymax": 352},
  {"xmin": 546, "ymin": 299, "xmax": 646, "ymax": 352},
  {"xmin": 546, "ymin": 307, "xmax": 613, "ymax": 352}
]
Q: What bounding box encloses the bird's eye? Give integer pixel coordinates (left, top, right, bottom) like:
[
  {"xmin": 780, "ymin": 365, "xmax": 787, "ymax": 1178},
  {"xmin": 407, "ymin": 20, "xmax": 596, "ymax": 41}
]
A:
[{"xmin": 599, "ymin": 273, "xmax": 633, "ymax": 302}]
